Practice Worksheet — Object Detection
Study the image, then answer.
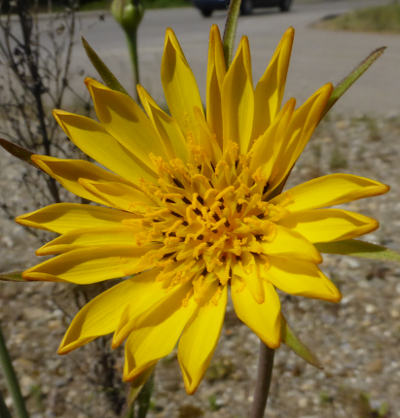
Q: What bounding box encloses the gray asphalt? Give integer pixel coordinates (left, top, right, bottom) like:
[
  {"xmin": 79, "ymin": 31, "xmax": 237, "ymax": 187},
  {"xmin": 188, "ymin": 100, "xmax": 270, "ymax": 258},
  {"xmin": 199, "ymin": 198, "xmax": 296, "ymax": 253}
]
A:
[{"xmin": 64, "ymin": 0, "xmax": 400, "ymax": 115}]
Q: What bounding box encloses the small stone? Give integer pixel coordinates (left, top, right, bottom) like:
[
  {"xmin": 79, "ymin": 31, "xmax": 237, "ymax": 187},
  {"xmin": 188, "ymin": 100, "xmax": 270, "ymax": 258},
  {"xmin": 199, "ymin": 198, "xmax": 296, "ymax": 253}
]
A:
[
  {"xmin": 335, "ymin": 120, "xmax": 349, "ymax": 130},
  {"xmin": 366, "ymin": 359, "xmax": 383, "ymax": 373},
  {"xmin": 343, "ymin": 258, "xmax": 361, "ymax": 269},
  {"xmin": 365, "ymin": 304, "xmax": 376, "ymax": 314},
  {"xmin": 298, "ymin": 397, "xmax": 308, "ymax": 408},
  {"xmin": 23, "ymin": 307, "xmax": 49, "ymax": 321}
]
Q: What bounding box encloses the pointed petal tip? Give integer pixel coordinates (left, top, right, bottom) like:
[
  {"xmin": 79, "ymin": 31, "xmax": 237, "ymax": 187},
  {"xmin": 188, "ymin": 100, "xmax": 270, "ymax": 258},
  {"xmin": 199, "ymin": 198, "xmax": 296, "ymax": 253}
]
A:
[
  {"xmin": 57, "ymin": 344, "xmax": 72, "ymax": 355},
  {"xmin": 84, "ymin": 76, "xmax": 93, "ymax": 87},
  {"xmin": 164, "ymin": 27, "xmax": 177, "ymax": 45},
  {"xmin": 14, "ymin": 214, "xmax": 26, "ymax": 225},
  {"xmin": 111, "ymin": 333, "xmax": 124, "ymax": 349},
  {"xmin": 380, "ymin": 183, "xmax": 390, "ymax": 194},
  {"xmin": 267, "ymin": 338, "xmax": 281, "ymax": 350},
  {"xmin": 322, "ymin": 82, "xmax": 334, "ymax": 96},
  {"xmin": 210, "ymin": 24, "xmax": 221, "ymax": 37},
  {"xmin": 183, "ymin": 381, "xmax": 198, "ymax": 395},
  {"xmin": 284, "ymin": 26, "xmax": 295, "ymax": 41},
  {"xmin": 325, "ymin": 280, "xmax": 342, "ymax": 303}
]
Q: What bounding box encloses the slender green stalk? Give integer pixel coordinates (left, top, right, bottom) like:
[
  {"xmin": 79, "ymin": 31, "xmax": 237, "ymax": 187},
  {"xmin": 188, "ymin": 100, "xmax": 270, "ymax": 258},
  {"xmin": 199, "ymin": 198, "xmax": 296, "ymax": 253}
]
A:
[
  {"xmin": 125, "ymin": 29, "xmax": 140, "ymax": 100},
  {"xmin": 136, "ymin": 372, "xmax": 154, "ymax": 418},
  {"xmin": 250, "ymin": 342, "xmax": 275, "ymax": 418},
  {"xmin": 222, "ymin": 0, "xmax": 242, "ymax": 66},
  {"xmin": 0, "ymin": 325, "xmax": 29, "ymax": 418}
]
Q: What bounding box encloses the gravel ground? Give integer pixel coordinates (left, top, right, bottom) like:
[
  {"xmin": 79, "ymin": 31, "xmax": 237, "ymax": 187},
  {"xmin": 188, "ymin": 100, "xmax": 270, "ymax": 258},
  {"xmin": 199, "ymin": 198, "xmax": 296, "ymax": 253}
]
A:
[{"xmin": 1, "ymin": 109, "xmax": 400, "ymax": 418}]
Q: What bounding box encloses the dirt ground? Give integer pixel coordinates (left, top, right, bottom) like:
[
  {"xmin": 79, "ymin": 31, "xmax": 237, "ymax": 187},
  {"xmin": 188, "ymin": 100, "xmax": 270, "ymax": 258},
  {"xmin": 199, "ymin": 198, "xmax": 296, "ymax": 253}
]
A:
[{"xmin": 1, "ymin": 110, "xmax": 400, "ymax": 418}]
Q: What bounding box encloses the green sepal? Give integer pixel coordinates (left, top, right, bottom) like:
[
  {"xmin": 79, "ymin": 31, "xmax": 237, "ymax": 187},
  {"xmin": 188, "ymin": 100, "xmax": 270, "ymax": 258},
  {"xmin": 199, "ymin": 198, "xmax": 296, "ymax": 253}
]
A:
[
  {"xmin": 323, "ymin": 46, "xmax": 386, "ymax": 117},
  {"xmin": 281, "ymin": 314, "xmax": 323, "ymax": 369},
  {"xmin": 0, "ymin": 138, "xmax": 35, "ymax": 167},
  {"xmin": 0, "ymin": 272, "xmax": 25, "ymax": 282},
  {"xmin": 81, "ymin": 37, "xmax": 129, "ymax": 95},
  {"xmin": 124, "ymin": 364, "xmax": 155, "ymax": 417},
  {"xmin": 315, "ymin": 239, "xmax": 400, "ymax": 264}
]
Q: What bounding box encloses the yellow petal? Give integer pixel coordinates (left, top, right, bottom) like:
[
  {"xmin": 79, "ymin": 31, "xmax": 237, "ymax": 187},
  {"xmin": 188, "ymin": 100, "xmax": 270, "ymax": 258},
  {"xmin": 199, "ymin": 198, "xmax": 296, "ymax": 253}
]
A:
[
  {"xmin": 53, "ymin": 109, "xmax": 156, "ymax": 183},
  {"xmin": 22, "ymin": 244, "xmax": 159, "ymax": 283},
  {"xmin": 123, "ymin": 292, "xmax": 197, "ymax": 382},
  {"xmin": 85, "ymin": 78, "xmax": 168, "ymax": 165},
  {"xmin": 137, "ymin": 85, "xmax": 188, "ymax": 161},
  {"xmin": 31, "ymin": 155, "xmax": 135, "ymax": 207},
  {"xmin": 206, "ymin": 24, "xmax": 226, "ymax": 145},
  {"xmin": 79, "ymin": 178, "xmax": 156, "ymax": 213},
  {"xmin": 268, "ymin": 83, "xmax": 333, "ymax": 193},
  {"xmin": 58, "ymin": 276, "xmax": 147, "ymax": 354},
  {"xmin": 278, "ymin": 208, "xmax": 379, "ymax": 243},
  {"xmin": 249, "ymin": 98, "xmax": 295, "ymax": 177},
  {"xmin": 252, "ymin": 27, "xmax": 294, "ymax": 139},
  {"xmin": 272, "ymin": 174, "xmax": 390, "ymax": 212},
  {"xmin": 233, "ymin": 258, "xmax": 264, "ymax": 304},
  {"xmin": 161, "ymin": 28, "xmax": 204, "ymax": 135},
  {"xmin": 36, "ymin": 226, "xmax": 144, "ymax": 255},
  {"xmin": 178, "ymin": 285, "xmax": 227, "ymax": 394},
  {"xmin": 113, "ymin": 279, "xmax": 193, "ymax": 348},
  {"xmin": 260, "ymin": 225, "xmax": 322, "ymax": 263},
  {"xmin": 15, "ymin": 203, "xmax": 137, "ymax": 234},
  {"xmin": 267, "ymin": 256, "xmax": 341, "ymax": 302},
  {"xmin": 222, "ymin": 36, "xmax": 254, "ymax": 154},
  {"xmin": 231, "ymin": 277, "xmax": 281, "ymax": 348},
  {"xmin": 191, "ymin": 106, "xmax": 222, "ymax": 163}
]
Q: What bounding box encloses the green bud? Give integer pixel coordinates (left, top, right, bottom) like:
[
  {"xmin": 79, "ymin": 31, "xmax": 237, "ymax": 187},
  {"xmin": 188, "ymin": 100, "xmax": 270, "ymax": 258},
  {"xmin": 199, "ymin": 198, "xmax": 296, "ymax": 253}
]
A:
[{"xmin": 111, "ymin": 0, "xmax": 144, "ymax": 33}]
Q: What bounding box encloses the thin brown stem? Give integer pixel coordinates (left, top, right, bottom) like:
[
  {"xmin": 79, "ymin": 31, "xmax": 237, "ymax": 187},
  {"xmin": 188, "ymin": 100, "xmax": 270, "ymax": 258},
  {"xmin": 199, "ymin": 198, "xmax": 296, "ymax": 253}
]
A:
[{"xmin": 250, "ymin": 341, "xmax": 275, "ymax": 418}]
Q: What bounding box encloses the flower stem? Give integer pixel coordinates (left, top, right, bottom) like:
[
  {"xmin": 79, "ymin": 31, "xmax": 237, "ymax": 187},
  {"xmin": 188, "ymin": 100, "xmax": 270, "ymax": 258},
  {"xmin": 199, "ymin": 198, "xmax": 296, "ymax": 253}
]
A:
[
  {"xmin": 0, "ymin": 324, "xmax": 29, "ymax": 418},
  {"xmin": 126, "ymin": 29, "xmax": 140, "ymax": 101},
  {"xmin": 136, "ymin": 371, "xmax": 154, "ymax": 418},
  {"xmin": 250, "ymin": 341, "xmax": 275, "ymax": 418},
  {"xmin": 222, "ymin": 0, "xmax": 242, "ymax": 66}
]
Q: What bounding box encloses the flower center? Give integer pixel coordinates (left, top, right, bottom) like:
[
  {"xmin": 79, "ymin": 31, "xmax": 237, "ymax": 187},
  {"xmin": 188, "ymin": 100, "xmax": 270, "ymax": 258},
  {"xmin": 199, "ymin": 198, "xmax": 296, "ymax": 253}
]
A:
[{"xmin": 131, "ymin": 142, "xmax": 288, "ymax": 293}]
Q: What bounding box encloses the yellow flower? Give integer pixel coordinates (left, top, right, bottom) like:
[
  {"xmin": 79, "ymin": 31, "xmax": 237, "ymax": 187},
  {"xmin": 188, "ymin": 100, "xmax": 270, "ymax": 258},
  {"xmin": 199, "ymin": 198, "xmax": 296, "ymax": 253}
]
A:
[{"xmin": 16, "ymin": 26, "xmax": 388, "ymax": 394}]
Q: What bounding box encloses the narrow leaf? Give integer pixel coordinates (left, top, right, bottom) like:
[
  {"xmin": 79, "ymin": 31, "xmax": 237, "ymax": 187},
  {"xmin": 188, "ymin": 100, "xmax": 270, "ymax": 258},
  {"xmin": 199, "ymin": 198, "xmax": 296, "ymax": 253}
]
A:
[
  {"xmin": 81, "ymin": 37, "xmax": 129, "ymax": 95},
  {"xmin": 0, "ymin": 272, "xmax": 25, "ymax": 282},
  {"xmin": 0, "ymin": 138, "xmax": 35, "ymax": 167},
  {"xmin": 281, "ymin": 315, "xmax": 322, "ymax": 369},
  {"xmin": 315, "ymin": 239, "xmax": 400, "ymax": 264},
  {"xmin": 322, "ymin": 47, "xmax": 386, "ymax": 117}
]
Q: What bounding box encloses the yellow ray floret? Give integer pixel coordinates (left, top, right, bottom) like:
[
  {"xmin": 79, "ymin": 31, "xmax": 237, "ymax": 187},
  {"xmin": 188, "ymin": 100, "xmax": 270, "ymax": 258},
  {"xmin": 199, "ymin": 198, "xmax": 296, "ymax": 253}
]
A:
[{"xmin": 16, "ymin": 25, "xmax": 389, "ymax": 395}]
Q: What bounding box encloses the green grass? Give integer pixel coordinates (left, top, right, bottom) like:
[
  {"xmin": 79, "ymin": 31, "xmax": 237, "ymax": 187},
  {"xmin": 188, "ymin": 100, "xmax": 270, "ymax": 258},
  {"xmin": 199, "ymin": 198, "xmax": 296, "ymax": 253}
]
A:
[{"xmin": 314, "ymin": 3, "xmax": 400, "ymax": 33}]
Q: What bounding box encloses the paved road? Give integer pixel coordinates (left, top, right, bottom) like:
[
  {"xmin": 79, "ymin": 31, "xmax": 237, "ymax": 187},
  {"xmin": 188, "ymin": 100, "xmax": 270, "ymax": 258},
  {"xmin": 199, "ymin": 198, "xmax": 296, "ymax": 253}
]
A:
[{"xmin": 63, "ymin": 0, "xmax": 400, "ymax": 115}]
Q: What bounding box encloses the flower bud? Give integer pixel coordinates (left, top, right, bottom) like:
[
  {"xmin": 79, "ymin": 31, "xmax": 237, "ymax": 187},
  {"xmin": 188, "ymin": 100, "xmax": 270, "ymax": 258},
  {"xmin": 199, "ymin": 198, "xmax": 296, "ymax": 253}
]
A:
[{"xmin": 111, "ymin": 0, "xmax": 144, "ymax": 33}]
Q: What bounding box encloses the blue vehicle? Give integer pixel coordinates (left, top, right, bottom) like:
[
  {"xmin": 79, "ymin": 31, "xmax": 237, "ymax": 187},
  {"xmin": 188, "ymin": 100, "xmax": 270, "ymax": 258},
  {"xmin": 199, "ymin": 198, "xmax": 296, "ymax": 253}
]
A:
[{"xmin": 193, "ymin": 0, "xmax": 292, "ymax": 17}]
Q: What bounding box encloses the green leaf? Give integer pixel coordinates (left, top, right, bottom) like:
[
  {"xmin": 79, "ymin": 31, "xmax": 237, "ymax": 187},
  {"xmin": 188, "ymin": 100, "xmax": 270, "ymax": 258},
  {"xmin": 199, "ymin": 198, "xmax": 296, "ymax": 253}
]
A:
[
  {"xmin": 0, "ymin": 138, "xmax": 35, "ymax": 167},
  {"xmin": 315, "ymin": 239, "xmax": 400, "ymax": 264},
  {"xmin": 81, "ymin": 37, "xmax": 129, "ymax": 95},
  {"xmin": 281, "ymin": 315, "xmax": 322, "ymax": 369},
  {"xmin": 322, "ymin": 47, "xmax": 386, "ymax": 117},
  {"xmin": 0, "ymin": 272, "xmax": 25, "ymax": 282}
]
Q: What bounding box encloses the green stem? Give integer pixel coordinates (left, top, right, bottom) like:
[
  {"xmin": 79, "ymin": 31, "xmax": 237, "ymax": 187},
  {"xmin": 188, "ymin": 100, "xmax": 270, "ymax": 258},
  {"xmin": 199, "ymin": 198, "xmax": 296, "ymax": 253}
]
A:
[
  {"xmin": 250, "ymin": 341, "xmax": 275, "ymax": 418},
  {"xmin": 136, "ymin": 372, "xmax": 154, "ymax": 418},
  {"xmin": 0, "ymin": 325, "xmax": 29, "ymax": 418},
  {"xmin": 126, "ymin": 29, "xmax": 140, "ymax": 101},
  {"xmin": 222, "ymin": 0, "xmax": 242, "ymax": 66}
]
